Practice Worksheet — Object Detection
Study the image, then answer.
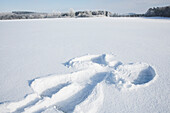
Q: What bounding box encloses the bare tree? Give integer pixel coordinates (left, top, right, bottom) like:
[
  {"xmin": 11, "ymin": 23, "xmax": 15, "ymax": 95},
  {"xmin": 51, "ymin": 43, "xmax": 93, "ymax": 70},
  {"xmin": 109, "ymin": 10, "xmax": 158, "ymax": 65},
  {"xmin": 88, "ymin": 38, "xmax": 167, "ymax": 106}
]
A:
[{"xmin": 69, "ymin": 8, "xmax": 75, "ymax": 17}]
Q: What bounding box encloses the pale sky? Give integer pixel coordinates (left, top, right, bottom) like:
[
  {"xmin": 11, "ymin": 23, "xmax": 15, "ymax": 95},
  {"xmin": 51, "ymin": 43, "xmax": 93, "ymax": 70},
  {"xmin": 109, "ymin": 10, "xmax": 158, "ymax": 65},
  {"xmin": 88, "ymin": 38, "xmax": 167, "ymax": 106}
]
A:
[{"xmin": 0, "ymin": 0, "xmax": 170, "ymax": 13}]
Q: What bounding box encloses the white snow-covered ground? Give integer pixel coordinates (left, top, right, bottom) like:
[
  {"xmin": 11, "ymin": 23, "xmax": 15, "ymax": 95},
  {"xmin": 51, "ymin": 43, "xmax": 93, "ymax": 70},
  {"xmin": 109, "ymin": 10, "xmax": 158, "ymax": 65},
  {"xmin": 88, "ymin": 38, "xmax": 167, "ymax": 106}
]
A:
[{"xmin": 0, "ymin": 17, "xmax": 170, "ymax": 113}]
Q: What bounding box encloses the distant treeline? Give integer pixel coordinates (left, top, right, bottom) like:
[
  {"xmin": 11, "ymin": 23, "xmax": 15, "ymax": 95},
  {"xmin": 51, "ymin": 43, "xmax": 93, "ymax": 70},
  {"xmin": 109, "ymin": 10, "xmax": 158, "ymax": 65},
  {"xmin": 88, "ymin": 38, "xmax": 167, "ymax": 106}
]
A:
[
  {"xmin": 0, "ymin": 6, "xmax": 169, "ymax": 20},
  {"xmin": 0, "ymin": 10, "xmax": 144, "ymax": 20}
]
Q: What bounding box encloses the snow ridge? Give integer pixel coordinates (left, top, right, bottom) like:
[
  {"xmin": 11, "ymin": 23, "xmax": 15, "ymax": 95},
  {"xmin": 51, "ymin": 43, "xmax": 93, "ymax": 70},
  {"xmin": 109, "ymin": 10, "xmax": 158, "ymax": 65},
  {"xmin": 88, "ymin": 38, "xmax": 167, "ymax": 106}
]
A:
[{"xmin": 0, "ymin": 54, "xmax": 157, "ymax": 113}]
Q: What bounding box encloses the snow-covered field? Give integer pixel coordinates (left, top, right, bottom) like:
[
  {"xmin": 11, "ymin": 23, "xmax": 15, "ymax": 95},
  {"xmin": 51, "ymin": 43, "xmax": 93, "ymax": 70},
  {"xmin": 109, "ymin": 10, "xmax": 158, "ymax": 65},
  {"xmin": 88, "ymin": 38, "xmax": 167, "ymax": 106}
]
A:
[{"xmin": 0, "ymin": 17, "xmax": 170, "ymax": 113}]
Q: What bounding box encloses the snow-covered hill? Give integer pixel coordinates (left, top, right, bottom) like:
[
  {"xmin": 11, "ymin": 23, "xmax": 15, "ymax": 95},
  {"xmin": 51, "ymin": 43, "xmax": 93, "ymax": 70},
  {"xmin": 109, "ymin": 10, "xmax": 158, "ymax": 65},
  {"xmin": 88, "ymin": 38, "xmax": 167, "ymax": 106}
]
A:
[{"xmin": 0, "ymin": 17, "xmax": 170, "ymax": 113}]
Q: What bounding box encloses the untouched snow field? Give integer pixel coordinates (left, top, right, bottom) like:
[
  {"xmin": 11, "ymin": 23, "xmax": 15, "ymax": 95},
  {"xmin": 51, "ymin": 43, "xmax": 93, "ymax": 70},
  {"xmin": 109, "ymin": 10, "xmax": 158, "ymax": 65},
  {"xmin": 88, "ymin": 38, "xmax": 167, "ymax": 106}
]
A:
[{"xmin": 0, "ymin": 17, "xmax": 170, "ymax": 113}]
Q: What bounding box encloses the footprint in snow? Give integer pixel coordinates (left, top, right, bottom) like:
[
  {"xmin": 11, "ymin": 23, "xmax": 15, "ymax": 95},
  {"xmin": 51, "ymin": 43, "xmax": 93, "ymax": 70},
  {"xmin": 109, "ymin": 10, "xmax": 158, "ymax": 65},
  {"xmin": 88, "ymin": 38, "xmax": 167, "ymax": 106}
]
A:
[{"xmin": 0, "ymin": 54, "xmax": 157, "ymax": 113}]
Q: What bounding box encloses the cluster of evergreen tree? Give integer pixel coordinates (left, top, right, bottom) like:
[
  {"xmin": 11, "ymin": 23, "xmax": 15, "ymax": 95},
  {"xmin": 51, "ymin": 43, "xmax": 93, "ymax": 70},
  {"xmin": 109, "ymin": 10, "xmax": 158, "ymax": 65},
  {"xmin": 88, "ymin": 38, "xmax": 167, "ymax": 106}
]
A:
[{"xmin": 145, "ymin": 6, "xmax": 170, "ymax": 17}]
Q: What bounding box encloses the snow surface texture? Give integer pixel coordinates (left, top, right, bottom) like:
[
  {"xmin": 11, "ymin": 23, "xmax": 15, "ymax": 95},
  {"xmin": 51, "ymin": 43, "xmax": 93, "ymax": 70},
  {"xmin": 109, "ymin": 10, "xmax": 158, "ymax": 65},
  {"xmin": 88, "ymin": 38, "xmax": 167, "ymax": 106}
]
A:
[
  {"xmin": 0, "ymin": 18, "xmax": 170, "ymax": 113},
  {"xmin": 0, "ymin": 54, "xmax": 156, "ymax": 113}
]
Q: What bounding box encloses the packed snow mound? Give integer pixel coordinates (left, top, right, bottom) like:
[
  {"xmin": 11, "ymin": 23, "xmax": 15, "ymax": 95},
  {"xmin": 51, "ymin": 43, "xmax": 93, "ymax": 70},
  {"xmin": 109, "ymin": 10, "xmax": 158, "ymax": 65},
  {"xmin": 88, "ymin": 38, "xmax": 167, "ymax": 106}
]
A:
[{"xmin": 0, "ymin": 54, "xmax": 157, "ymax": 113}]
